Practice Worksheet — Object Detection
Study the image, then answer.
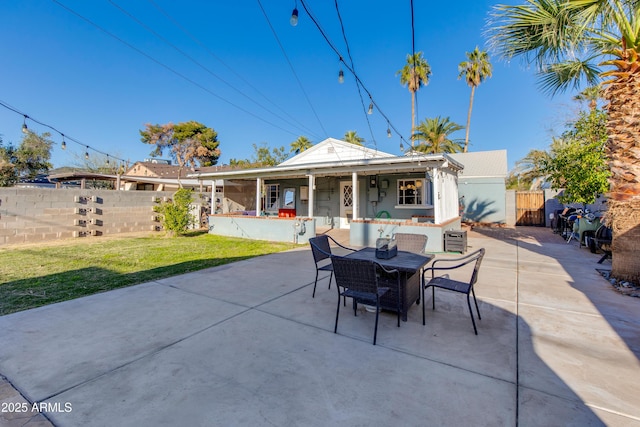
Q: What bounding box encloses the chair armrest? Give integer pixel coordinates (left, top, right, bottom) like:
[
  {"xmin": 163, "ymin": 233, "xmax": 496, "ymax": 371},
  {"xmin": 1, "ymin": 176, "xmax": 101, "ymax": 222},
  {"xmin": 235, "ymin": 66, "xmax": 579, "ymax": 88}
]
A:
[
  {"xmin": 327, "ymin": 235, "xmax": 356, "ymax": 251},
  {"xmin": 424, "ymin": 249, "xmax": 484, "ymax": 279}
]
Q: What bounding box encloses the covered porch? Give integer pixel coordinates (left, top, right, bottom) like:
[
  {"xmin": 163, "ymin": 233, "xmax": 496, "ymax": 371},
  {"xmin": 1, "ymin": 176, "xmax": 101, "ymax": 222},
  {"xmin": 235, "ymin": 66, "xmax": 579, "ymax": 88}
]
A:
[{"xmin": 192, "ymin": 152, "xmax": 464, "ymax": 252}]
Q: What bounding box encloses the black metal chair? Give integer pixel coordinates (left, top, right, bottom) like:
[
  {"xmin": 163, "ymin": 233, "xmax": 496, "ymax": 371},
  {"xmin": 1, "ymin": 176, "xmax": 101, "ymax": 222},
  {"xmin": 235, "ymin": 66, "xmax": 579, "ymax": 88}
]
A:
[
  {"xmin": 422, "ymin": 248, "xmax": 485, "ymax": 334},
  {"xmin": 308, "ymin": 235, "xmax": 356, "ymax": 298},
  {"xmin": 330, "ymin": 256, "xmax": 400, "ymax": 345},
  {"xmin": 393, "ymin": 232, "xmax": 428, "ymax": 254},
  {"xmin": 593, "ymin": 225, "xmax": 612, "ymax": 264}
]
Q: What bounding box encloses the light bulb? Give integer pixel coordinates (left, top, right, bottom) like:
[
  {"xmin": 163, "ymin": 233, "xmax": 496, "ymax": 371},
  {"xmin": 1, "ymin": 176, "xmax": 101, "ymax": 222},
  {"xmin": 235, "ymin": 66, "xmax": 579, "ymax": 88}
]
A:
[
  {"xmin": 290, "ymin": 8, "xmax": 298, "ymax": 26},
  {"xmin": 367, "ymin": 102, "xmax": 373, "ymax": 115},
  {"xmin": 85, "ymin": 147, "xmax": 89, "ymax": 160},
  {"xmin": 400, "ymin": 140, "xmax": 405, "ymax": 151},
  {"xmin": 61, "ymin": 135, "xmax": 66, "ymax": 150},
  {"xmin": 338, "ymin": 69, "xmax": 344, "ymax": 84},
  {"xmin": 387, "ymin": 127, "xmax": 391, "ymax": 138},
  {"xmin": 21, "ymin": 116, "xmax": 28, "ymax": 133}
]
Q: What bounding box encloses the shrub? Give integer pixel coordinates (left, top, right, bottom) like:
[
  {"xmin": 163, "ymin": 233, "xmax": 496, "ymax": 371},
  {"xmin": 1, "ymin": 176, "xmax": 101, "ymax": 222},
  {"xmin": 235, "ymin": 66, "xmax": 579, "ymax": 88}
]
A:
[{"xmin": 154, "ymin": 188, "xmax": 194, "ymax": 235}]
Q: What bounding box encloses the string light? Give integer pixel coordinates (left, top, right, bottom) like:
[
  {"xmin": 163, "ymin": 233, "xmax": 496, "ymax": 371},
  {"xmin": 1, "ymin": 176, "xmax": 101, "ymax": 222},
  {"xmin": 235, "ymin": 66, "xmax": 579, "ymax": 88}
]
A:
[
  {"xmin": 0, "ymin": 100, "xmax": 128, "ymax": 165},
  {"xmin": 338, "ymin": 68, "xmax": 344, "ymax": 84},
  {"xmin": 367, "ymin": 101, "xmax": 373, "ymax": 115},
  {"xmin": 400, "ymin": 139, "xmax": 405, "ymax": 152},
  {"xmin": 387, "ymin": 126, "xmax": 392, "ymax": 138},
  {"xmin": 290, "ymin": 2, "xmax": 298, "ymax": 26},
  {"xmin": 106, "ymin": 155, "xmax": 110, "ymax": 165}
]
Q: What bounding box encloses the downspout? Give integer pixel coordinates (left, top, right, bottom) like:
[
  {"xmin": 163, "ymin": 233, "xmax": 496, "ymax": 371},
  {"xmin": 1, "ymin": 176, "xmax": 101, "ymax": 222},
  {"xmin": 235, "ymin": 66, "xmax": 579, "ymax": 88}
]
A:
[
  {"xmin": 352, "ymin": 172, "xmax": 358, "ymax": 221},
  {"xmin": 307, "ymin": 174, "xmax": 315, "ymax": 219},
  {"xmin": 256, "ymin": 177, "xmax": 262, "ymax": 217}
]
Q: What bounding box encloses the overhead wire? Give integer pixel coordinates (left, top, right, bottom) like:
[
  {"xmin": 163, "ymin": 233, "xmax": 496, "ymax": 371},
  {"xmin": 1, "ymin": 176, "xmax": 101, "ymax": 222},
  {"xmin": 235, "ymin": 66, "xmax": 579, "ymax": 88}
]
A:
[
  {"xmin": 147, "ymin": 0, "xmax": 321, "ymax": 141},
  {"xmin": 256, "ymin": 0, "xmax": 328, "ymax": 138},
  {"xmin": 0, "ymin": 99, "xmax": 128, "ymax": 164},
  {"xmin": 52, "ymin": 0, "xmax": 300, "ymax": 139},
  {"xmin": 107, "ymin": 0, "xmax": 320, "ymax": 141},
  {"xmin": 298, "ymin": 0, "xmax": 409, "ymax": 149},
  {"xmin": 334, "ymin": 0, "xmax": 377, "ymax": 150}
]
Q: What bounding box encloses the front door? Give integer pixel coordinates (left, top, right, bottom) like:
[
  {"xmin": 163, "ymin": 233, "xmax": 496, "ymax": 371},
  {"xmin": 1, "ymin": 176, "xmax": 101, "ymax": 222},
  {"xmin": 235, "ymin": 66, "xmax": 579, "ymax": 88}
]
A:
[{"xmin": 339, "ymin": 181, "xmax": 353, "ymax": 229}]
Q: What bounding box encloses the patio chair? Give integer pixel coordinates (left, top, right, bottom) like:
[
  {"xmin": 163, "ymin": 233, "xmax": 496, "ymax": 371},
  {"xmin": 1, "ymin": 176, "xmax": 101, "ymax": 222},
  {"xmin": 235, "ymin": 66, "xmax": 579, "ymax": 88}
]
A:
[
  {"xmin": 308, "ymin": 235, "xmax": 356, "ymax": 298},
  {"xmin": 593, "ymin": 225, "xmax": 612, "ymax": 264},
  {"xmin": 422, "ymin": 248, "xmax": 485, "ymax": 335},
  {"xmin": 330, "ymin": 255, "xmax": 400, "ymax": 345},
  {"xmin": 393, "ymin": 233, "xmax": 428, "ymax": 254}
]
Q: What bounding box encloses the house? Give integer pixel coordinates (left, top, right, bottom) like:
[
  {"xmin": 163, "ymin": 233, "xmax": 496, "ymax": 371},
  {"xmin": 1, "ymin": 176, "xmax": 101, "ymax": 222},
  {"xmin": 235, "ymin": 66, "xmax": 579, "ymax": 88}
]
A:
[
  {"xmin": 190, "ymin": 138, "xmax": 465, "ymax": 251},
  {"xmin": 449, "ymin": 150, "xmax": 508, "ymax": 224}
]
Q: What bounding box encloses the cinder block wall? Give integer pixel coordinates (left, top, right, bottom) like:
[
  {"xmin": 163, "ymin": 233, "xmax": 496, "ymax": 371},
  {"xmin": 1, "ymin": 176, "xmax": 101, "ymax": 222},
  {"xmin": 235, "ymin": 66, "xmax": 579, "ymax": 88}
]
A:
[{"xmin": 0, "ymin": 188, "xmax": 207, "ymax": 245}]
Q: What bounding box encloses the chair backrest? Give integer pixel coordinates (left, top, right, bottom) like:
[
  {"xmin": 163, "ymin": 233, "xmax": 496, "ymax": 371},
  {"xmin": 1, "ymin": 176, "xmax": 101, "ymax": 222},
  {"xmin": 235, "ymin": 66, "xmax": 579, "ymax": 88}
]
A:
[
  {"xmin": 393, "ymin": 233, "xmax": 428, "ymax": 254},
  {"xmin": 595, "ymin": 224, "xmax": 612, "ymax": 241},
  {"xmin": 330, "ymin": 256, "xmax": 379, "ymax": 295},
  {"xmin": 309, "ymin": 235, "xmax": 332, "ymax": 264},
  {"xmin": 468, "ymin": 248, "xmax": 485, "ymax": 287}
]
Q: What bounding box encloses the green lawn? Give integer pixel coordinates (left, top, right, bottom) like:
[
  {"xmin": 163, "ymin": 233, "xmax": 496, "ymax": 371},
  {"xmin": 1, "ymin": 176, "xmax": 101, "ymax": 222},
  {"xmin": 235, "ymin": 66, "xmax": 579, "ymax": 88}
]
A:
[{"xmin": 0, "ymin": 232, "xmax": 298, "ymax": 316}]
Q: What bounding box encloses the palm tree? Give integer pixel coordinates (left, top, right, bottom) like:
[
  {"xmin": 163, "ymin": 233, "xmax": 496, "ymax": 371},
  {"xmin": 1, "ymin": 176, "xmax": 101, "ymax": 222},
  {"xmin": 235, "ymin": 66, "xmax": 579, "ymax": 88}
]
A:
[
  {"xmin": 573, "ymin": 85, "xmax": 602, "ymax": 111},
  {"xmin": 411, "ymin": 117, "xmax": 464, "ymax": 154},
  {"xmin": 290, "ymin": 136, "xmax": 312, "ymax": 153},
  {"xmin": 489, "ymin": 0, "xmax": 640, "ymax": 283},
  {"xmin": 396, "ymin": 52, "xmax": 432, "ymax": 146},
  {"xmin": 458, "ymin": 47, "xmax": 493, "ymax": 152},
  {"xmin": 343, "ymin": 130, "xmax": 364, "ymax": 146}
]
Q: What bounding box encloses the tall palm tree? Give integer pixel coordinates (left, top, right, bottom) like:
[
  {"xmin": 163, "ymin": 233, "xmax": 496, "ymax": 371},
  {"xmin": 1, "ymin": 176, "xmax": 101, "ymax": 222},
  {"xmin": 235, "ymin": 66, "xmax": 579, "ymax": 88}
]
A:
[
  {"xmin": 343, "ymin": 130, "xmax": 364, "ymax": 146},
  {"xmin": 489, "ymin": 0, "xmax": 640, "ymax": 283},
  {"xmin": 411, "ymin": 116, "xmax": 464, "ymax": 154},
  {"xmin": 458, "ymin": 47, "xmax": 493, "ymax": 152},
  {"xmin": 396, "ymin": 52, "xmax": 432, "ymax": 146},
  {"xmin": 573, "ymin": 85, "xmax": 602, "ymax": 111},
  {"xmin": 290, "ymin": 136, "xmax": 312, "ymax": 153}
]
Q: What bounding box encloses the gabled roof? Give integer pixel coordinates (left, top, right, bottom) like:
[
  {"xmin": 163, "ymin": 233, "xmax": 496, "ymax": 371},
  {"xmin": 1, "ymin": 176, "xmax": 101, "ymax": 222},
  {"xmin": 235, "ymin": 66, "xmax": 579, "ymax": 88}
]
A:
[
  {"xmin": 278, "ymin": 137, "xmax": 395, "ymax": 166},
  {"xmin": 448, "ymin": 150, "xmax": 508, "ymax": 178}
]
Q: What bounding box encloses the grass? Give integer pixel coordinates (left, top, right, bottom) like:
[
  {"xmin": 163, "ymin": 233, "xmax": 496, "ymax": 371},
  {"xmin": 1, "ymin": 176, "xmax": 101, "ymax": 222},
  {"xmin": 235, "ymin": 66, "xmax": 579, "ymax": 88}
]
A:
[{"xmin": 0, "ymin": 232, "xmax": 298, "ymax": 316}]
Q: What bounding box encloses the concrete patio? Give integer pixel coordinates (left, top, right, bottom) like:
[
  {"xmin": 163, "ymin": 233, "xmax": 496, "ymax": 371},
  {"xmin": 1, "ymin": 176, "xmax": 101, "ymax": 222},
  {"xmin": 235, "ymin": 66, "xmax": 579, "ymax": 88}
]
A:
[{"xmin": 0, "ymin": 227, "xmax": 639, "ymax": 426}]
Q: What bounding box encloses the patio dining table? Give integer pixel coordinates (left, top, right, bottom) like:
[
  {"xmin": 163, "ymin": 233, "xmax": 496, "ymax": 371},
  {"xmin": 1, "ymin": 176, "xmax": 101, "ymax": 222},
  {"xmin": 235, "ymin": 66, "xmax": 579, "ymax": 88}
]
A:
[{"xmin": 346, "ymin": 247, "xmax": 434, "ymax": 321}]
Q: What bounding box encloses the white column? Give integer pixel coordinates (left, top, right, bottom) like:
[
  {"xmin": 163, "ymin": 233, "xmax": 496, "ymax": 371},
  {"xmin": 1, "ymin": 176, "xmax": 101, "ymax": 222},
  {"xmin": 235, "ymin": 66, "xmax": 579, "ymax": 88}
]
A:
[
  {"xmin": 352, "ymin": 172, "xmax": 358, "ymax": 220},
  {"xmin": 256, "ymin": 177, "xmax": 262, "ymax": 217},
  {"xmin": 432, "ymin": 169, "xmax": 440, "ymax": 224},
  {"xmin": 307, "ymin": 174, "xmax": 315, "ymax": 218}
]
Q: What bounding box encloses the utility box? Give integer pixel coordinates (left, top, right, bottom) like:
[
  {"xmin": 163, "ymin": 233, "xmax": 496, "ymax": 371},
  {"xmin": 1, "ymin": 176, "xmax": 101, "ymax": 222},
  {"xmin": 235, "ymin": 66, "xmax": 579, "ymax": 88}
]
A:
[{"xmin": 444, "ymin": 230, "xmax": 467, "ymax": 253}]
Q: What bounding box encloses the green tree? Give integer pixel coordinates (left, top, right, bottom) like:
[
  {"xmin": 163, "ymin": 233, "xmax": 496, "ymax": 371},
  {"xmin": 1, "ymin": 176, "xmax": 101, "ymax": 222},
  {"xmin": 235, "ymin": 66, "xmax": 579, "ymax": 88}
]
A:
[
  {"xmin": 140, "ymin": 121, "xmax": 221, "ymax": 186},
  {"xmin": 153, "ymin": 188, "xmax": 194, "ymax": 236},
  {"xmin": 573, "ymin": 85, "xmax": 602, "ymax": 111},
  {"xmin": 396, "ymin": 52, "xmax": 432, "ymax": 145},
  {"xmin": 458, "ymin": 47, "xmax": 493, "ymax": 152},
  {"xmin": 0, "ymin": 132, "xmax": 53, "ymax": 187},
  {"xmin": 488, "ymin": 0, "xmax": 640, "ymax": 282},
  {"xmin": 412, "ymin": 117, "xmax": 464, "ymax": 154},
  {"xmin": 343, "ymin": 130, "xmax": 364, "ymax": 146},
  {"xmin": 290, "ymin": 136, "xmax": 312, "ymax": 153},
  {"xmin": 252, "ymin": 143, "xmax": 288, "ymax": 166},
  {"xmin": 544, "ymin": 109, "xmax": 610, "ymax": 205},
  {"xmin": 511, "ymin": 148, "xmax": 553, "ymax": 190}
]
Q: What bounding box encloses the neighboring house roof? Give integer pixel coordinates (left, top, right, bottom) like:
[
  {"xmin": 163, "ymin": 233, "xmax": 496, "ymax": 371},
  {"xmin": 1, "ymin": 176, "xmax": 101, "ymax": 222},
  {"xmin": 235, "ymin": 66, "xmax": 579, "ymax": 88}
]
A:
[
  {"xmin": 448, "ymin": 150, "xmax": 508, "ymax": 179},
  {"xmin": 278, "ymin": 137, "xmax": 395, "ymax": 166}
]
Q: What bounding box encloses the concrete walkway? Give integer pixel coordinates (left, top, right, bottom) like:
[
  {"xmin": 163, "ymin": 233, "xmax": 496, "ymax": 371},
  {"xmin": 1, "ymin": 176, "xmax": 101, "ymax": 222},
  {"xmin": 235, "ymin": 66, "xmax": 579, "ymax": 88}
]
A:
[{"xmin": 0, "ymin": 227, "xmax": 638, "ymax": 426}]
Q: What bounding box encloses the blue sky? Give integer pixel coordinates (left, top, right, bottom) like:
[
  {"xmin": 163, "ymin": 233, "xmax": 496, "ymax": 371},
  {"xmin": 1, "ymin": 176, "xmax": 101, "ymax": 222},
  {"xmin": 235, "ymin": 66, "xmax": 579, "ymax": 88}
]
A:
[{"xmin": 1, "ymin": 1, "xmax": 582, "ymax": 171}]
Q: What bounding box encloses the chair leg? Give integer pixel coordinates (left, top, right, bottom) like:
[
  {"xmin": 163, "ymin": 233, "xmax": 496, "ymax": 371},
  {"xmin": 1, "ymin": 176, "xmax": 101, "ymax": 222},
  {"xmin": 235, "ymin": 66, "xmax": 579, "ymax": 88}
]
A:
[
  {"xmin": 373, "ymin": 299, "xmax": 380, "ymax": 345},
  {"xmin": 471, "ymin": 288, "xmax": 481, "ymax": 320},
  {"xmin": 334, "ymin": 293, "xmax": 341, "ymax": 334},
  {"xmin": 422, "ymin": 285, "xmax": 426, "ymax": 325},
  {"xmin": 431, "ymin": 286, "xmax": 436, "ymax": 310},
  {"xmin": 312, "ymin": 270, "xmax": 319, "ymax": 298},
  {"xmin": 328, "ymin": 270, "xmax": 333, "ymax": 289},
  {"xmin": 467, "ymin": 294, "xmax": 478, "ymax": 335}
]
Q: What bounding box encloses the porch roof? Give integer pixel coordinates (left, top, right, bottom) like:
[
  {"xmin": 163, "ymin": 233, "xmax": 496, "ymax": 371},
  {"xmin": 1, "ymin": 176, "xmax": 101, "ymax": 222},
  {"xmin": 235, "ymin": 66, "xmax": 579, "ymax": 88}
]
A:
[{"xmin": 189, "ymin": 153, "xmax": 463, "ymax": 181}]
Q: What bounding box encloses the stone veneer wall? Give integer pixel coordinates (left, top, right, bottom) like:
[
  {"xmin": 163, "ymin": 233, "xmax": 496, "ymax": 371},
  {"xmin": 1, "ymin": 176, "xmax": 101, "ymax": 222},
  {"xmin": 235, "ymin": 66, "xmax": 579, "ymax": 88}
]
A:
[{"xmin": 0, "ymin": 188, "xmax": 207, "ymax": 245}]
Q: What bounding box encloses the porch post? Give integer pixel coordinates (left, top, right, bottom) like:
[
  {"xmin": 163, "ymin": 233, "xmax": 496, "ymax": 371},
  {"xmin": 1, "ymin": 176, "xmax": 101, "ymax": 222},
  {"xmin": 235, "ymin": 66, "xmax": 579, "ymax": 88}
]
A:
[
  {"xmin": 256, "ymin": 177, "xmax": 262, "ymax": 217},
  {"xmin": 352, "ymin": 172, "xmax": 358, "ymax": 220},
  {"xmin": 432, "ymin": 168, "xmax": 440, "ymax": 224},
  {"xmin": 307, "ymin": 174, "xmax": 315, "ymax": 218}
]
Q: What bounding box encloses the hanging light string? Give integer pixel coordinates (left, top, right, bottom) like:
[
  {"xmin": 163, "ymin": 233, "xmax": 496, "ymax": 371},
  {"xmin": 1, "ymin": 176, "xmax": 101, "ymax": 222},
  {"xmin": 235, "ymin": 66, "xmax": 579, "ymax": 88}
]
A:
[
  {"xmin": 298, "ymin": 0, "xmax": 409, "ymax": 150},
  {"xmin": 52, "ymin": 0, "xmax": 303, "ymax": 139},
  {"xmin": 0, "ymin": 99, "xmax": 128, "ymax": 164},
  {"xmin": 334, "ymin": 0, "xmax": 377, "ymax": 150},
  {"xmin": 256, "ymin": 0, "xmax": 328, "ymax": 138},
  {"xmin": 148, "ymin": 0, "xmax": 318, "ymax": 140},
  {"xmin": 108, "ymin": 0, "xmax": 321, "ymax": 141}
]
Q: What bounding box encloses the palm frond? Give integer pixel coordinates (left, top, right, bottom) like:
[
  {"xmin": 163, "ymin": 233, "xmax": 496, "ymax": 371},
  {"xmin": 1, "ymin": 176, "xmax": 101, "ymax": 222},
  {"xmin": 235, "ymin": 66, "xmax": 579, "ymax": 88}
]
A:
[{"xmin": 538, "ymin": 58, "xmax": 601, "ymax": 95}]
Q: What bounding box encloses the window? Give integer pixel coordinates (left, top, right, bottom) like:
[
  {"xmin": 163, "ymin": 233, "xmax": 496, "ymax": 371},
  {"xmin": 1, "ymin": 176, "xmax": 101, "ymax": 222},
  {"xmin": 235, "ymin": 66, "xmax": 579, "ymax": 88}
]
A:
[
  {"xmin": 264, "ymin": 184, "xmax": 280, "ymax": 211},
  {"xmin": 397, "ymin": 179, "xmax": 431, "ymax": 207}
]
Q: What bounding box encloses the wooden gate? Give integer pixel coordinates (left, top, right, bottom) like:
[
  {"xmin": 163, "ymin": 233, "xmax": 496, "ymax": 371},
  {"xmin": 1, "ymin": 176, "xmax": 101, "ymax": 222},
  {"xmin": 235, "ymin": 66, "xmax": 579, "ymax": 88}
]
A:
[{"xmin": 516, "ymin": 191, "xmax": 545, "ymax": 226}]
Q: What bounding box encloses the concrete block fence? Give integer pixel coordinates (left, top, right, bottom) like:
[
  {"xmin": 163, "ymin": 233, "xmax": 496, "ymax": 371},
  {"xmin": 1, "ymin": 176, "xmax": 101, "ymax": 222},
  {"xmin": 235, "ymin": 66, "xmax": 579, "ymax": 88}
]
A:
[{"xmin": 0, "ymin": 188, "xmax": 208, "ymax": 245}]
